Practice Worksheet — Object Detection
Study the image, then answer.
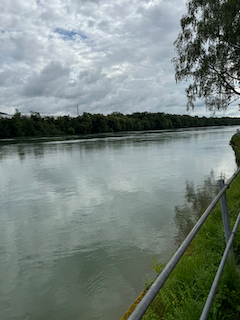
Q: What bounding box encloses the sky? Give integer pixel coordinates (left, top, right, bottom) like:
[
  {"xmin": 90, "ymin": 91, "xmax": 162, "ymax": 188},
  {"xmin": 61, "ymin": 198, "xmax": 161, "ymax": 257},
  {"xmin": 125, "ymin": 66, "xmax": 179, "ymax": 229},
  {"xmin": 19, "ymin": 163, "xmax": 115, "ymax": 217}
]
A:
[{"xmin": 0, "ymin": 0, "xmax": 239, "ymax": 118}]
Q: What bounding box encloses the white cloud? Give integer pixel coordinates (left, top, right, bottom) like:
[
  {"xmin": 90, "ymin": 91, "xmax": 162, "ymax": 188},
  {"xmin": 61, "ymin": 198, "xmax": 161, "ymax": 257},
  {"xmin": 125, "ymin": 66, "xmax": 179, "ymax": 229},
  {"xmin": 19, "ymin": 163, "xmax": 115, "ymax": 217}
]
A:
[{"xmin": 0, "ymin": 0, "xmax": 237, "ymax": 117}]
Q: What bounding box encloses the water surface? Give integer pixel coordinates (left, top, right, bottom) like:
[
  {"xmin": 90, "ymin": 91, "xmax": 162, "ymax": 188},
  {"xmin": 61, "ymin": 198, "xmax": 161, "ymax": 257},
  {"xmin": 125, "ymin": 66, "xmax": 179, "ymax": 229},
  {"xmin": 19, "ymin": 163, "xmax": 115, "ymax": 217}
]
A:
[{"xmin": 0, "ymin": 126, "xmax": 238, "ymax": 320}]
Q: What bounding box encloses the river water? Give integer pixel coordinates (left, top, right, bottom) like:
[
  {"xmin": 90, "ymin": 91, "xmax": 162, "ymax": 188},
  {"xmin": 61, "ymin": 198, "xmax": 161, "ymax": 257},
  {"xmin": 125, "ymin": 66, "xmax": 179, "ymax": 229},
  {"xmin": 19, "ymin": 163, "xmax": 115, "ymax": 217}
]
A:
[{"xmin": 0, "ymin": 126, "xmax": 238, "ymax": 320}]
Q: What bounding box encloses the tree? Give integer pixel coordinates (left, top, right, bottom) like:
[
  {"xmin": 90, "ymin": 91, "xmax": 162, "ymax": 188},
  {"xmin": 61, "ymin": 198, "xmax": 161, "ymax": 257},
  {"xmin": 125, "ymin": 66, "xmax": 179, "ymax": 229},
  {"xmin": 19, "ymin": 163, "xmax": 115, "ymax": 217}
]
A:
[
  {"xmin": 91, "ymin": 114, "xmax": 109, "ymax": 133},
  {"xmin": 173, "ymin": 0, "xmax": 240, "ymax": 111},
  {"xmin": 11, "ymin": 109, "xmax": 24, "ymax": 137}
]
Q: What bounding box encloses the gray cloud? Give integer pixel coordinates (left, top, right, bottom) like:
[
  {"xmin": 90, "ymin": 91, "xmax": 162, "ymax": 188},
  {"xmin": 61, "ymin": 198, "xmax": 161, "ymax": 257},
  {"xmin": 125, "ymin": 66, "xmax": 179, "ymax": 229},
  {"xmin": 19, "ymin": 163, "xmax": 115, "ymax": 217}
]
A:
[
  {"xmin": 22, "ymin": 61, "xmax": 70, "ymax": 97},
  {"xmin": 0, "ymin": 69, "xmax": 23, "ymax": 86},
  {"xmin": 0, "ymin": 0, "xmax": 236, "ymax": 117}
]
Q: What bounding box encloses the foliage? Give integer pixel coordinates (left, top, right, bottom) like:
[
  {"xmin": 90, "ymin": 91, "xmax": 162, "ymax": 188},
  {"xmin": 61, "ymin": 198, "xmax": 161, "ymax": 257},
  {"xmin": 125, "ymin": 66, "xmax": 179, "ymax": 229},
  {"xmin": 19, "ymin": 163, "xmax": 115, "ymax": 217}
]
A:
[
  {"xmin": 1, "ymin": 109, "xmax": 240, "ymax": 139},
  {"xmin": 173, "ymin": 0, "xmax": 240, "ymax": 111},
  {"xmin": 230, "ymin": 134, "xmax": 240, "ymax": 166},
  {"xmin": 140, "ymin": 168, "xmax": 240, "ymax": 320}
]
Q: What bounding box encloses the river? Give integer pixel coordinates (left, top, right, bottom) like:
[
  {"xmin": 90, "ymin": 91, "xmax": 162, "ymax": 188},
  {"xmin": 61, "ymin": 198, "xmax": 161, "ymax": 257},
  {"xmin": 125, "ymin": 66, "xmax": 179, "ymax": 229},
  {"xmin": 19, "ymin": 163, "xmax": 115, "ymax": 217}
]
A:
[{"xmin": 0, "ymin": 126, "xmax": 238, "ymax": 320}]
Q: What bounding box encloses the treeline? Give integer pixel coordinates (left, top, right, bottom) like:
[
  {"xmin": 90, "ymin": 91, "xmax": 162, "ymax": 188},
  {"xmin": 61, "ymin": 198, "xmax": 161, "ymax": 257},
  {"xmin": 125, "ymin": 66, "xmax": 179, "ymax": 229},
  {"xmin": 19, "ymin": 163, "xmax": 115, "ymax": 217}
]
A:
[{"xmin": 1, "ymin": 110, "xmax": 240, "ymax": 139}]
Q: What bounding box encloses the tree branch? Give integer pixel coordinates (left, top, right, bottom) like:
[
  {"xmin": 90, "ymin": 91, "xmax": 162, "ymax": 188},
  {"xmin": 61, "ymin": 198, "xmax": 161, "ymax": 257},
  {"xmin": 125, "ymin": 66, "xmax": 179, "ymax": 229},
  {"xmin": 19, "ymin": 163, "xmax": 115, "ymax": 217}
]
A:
[{"xmin": 208, "ymin": 65, "xmax": 240, "ymax": 95}]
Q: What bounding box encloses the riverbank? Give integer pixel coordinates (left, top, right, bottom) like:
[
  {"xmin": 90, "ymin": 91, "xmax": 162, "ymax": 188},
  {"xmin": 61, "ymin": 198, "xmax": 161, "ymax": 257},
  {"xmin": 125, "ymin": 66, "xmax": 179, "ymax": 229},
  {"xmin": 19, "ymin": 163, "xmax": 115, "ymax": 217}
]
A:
[
  {"xmin": 230, "ymin": 133, "xmax": 240, "ymax": 166},
  {"xmin": 1, "ymin": 110, "xmax": 240, "ymax": 139},
  {"xmin": 123, "ymin": 134, "xmax": 240, "ymax": 320}
]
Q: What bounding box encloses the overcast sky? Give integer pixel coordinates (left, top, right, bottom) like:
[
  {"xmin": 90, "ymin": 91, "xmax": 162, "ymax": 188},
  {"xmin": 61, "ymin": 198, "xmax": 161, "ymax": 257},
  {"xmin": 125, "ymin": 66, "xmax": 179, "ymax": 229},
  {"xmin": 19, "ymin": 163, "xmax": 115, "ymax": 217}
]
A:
[{"xmin": 0, "ymin": 0, "xmax": 239, "ymax": 117}]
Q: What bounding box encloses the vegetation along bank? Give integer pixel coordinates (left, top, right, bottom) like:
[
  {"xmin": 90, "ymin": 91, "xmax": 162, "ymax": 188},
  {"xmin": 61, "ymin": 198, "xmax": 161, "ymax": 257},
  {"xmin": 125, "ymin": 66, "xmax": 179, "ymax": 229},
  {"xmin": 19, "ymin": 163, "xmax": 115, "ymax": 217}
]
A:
[
  {"xmin": 1, "ymin": 110, "xmax": 240, "ymax": 139},
  {"xmin": 122, "ymin": 134, "xmax": 240, "ymax": 320}
]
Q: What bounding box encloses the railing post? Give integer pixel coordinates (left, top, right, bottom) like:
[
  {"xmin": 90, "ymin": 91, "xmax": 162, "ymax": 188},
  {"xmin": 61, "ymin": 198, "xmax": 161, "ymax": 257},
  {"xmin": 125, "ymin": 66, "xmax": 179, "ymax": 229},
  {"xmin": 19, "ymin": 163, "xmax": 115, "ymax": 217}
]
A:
[{"xmin": 218, "ymin": 179, "xmax": 235, "ymax": 262}]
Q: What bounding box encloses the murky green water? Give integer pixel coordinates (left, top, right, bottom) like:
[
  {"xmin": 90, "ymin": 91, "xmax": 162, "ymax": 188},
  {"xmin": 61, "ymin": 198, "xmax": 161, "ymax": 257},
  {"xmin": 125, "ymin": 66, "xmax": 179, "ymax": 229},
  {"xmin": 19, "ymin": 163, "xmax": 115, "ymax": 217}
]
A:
[{"xmin": 0, "ymin": 126, "xmax": 238, "ymax": 320}]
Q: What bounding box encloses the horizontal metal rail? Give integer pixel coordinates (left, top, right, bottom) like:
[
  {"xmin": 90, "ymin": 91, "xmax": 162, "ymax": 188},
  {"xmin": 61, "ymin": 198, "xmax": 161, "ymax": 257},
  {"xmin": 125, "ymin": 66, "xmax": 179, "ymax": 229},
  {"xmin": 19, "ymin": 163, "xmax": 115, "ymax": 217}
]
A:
[
  {"xmin": 199, "ymin": 211, "xmax": 240, "ymax": 320},
  {"xmin": 128, "ymin": 167, "xmax": 240, "ymax": 320}
]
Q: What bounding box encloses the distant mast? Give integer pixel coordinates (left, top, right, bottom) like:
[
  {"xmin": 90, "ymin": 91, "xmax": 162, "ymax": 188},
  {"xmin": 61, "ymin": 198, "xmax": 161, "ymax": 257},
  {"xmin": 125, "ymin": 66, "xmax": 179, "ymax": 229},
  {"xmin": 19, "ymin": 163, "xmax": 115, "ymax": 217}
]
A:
[{"xmin": 77, "ymin": 105, "xmax": 79, "ymax": 117}]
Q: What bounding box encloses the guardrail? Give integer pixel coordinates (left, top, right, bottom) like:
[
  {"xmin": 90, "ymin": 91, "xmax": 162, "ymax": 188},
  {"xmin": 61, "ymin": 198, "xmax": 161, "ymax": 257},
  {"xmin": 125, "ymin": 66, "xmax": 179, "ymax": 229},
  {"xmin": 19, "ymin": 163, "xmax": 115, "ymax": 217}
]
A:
[{"xmin": 128, "ymin": 167, "xmax": 240, "ymax": 320}]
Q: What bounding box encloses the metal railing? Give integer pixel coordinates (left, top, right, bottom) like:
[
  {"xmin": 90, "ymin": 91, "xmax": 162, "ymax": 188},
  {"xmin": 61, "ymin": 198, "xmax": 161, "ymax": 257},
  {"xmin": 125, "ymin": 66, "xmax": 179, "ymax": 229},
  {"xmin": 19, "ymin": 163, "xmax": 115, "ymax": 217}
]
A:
[
  {"xmin": 200, "ymin": 212, "xmax": 240, "ymax": 320},
  {"xmin": 128, "ymin": 167, "xmax": 240, "ymax": 320}
]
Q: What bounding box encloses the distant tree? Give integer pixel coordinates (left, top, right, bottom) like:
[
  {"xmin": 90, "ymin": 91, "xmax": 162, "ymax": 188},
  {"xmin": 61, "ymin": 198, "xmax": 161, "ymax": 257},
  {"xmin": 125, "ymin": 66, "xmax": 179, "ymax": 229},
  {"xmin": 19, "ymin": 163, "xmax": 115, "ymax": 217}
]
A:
[
  {"xmin": 107, "ymin": 114, "xmax": 122, "ymax": 132},
  {"xmin": 1, "ymin": 110, "xmax": 240, "ymax": 139},
  {"xmin": 111, "ymin": 112, "xmax": 125, "ymax": 117},
  {"xmin": 173, "ymin": 0, "xmax": 240, "ymax": 111},
  {"xmin": 170, "ymin": 115, "xmax": 183, "ymax": 128},
  {"xmin": 0, "ymin": 118, "xmax": 11, "ymax": 138},
  {"xmin": 30, "ymin": 111, "xmax": 44, "ymax": 135},
  {"xmin": 11, "ymin": 109, "xmax": 24, "ymax": 137},
  {"xmin": 91, "ymin": 114, "xmax": 109, "ymax": 133}
]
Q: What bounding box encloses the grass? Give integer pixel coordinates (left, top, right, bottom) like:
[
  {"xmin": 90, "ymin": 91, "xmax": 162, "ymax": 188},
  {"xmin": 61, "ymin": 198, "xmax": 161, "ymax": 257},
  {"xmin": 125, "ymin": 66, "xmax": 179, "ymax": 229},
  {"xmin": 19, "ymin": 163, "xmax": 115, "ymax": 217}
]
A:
[
  {"xmin": 138, "ymin": 134, "xmax": 240, "ymax": 320},
  {"xmin": 230, "ymin": 134, "xmax": 240, "ymax": 166}
]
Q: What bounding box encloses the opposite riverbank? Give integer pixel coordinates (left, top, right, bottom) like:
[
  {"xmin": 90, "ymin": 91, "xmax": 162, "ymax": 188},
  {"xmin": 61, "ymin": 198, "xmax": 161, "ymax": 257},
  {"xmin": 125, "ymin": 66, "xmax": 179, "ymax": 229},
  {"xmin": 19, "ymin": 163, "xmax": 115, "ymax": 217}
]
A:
[
  {"xmin": 122, "ymin": 133, "xmax": 240, "ymax": 320},
  {"xmin": 1, "ymin": 110, "xmax": 240, "ymax": 139}
]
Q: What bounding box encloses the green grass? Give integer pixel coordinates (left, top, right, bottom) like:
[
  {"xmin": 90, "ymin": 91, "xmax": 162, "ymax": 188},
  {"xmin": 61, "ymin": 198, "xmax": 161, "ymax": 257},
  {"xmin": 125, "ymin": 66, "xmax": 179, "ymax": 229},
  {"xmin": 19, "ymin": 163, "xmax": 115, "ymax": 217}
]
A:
[
  {"xmin": 230, "ymin": 134, "xmax": 240, "ymax": 166},
  {"xmin": 141, "ymin": 134, "xmax": 240, "ymax": 320}
]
